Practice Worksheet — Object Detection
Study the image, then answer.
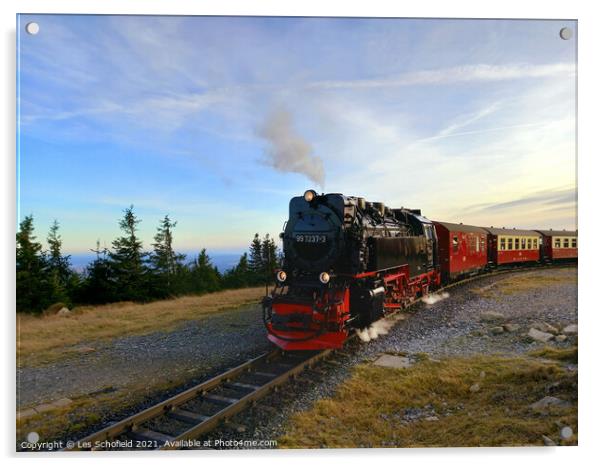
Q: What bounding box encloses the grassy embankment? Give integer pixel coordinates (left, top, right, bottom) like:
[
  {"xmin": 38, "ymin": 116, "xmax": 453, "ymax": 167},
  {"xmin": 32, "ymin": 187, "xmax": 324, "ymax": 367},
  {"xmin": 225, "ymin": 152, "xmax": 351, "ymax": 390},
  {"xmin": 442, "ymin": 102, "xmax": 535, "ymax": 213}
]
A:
[
  {"xmin": 17, "ymin": 286, "xmax": 266, "ymax": 367},
  {"xmin": 279, "ymin": 346, "xmax": 578, "ymax": 448},
  {"xmin": 472, "ymin": 268, "xmax": 576, "ymax": 299}
]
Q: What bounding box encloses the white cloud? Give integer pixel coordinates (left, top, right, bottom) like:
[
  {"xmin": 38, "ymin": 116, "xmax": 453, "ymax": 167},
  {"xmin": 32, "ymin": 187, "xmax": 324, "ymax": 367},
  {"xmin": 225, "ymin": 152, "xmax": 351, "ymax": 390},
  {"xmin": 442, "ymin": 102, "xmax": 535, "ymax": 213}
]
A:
[
  {"xmin": 305, "ymin": 63, "xmax": 575, "ymax": 90},
  {"xmin": 300, "ymin": 76, "xmax": 575, "ymax": 230}
]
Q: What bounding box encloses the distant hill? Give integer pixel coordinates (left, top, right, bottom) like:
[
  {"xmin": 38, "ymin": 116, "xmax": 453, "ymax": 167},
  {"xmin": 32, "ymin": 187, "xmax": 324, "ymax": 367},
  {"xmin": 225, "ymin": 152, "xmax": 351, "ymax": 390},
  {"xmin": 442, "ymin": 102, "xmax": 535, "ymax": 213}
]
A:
[{"xmin": 68, "ymin": 251, "xmax": 243, "ymax": 274}]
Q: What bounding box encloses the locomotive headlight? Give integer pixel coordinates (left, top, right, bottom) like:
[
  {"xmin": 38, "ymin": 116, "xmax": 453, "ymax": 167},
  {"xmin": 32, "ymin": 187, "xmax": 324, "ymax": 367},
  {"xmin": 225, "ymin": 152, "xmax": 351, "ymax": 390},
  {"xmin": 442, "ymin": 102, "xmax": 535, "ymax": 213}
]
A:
[
  {"xmin": 276, "ymin": 270, "xmax": 287, "ymax": 283},
  {"xmin": 319, "ymin": 272, "xmax": 330, "ymax": 284},
  {"xmin": 304, "ymin": 189, "xmax": 317, "ymax": 203}
]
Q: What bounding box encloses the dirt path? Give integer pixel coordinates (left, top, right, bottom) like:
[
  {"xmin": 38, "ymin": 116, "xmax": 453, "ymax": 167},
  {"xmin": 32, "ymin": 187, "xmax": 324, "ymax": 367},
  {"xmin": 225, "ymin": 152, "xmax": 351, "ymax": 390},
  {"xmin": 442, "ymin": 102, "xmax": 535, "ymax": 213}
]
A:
[{"xmin": 17, "ymin": 303, "xmax": 272, "ymax": 409}]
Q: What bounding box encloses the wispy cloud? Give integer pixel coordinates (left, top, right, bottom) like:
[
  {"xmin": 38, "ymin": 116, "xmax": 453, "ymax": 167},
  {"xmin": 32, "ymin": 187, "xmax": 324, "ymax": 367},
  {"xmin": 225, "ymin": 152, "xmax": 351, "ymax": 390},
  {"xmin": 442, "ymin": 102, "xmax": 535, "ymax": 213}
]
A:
[
  {"xmin": 462, "ymin": 187, "xmax": 576, "ymax": 214},
  {"xmin": 432, "ymin": 101, "xmax": 502, "ymax": 139},
  {"xmin": 306, "ymin": 63, "xmax": 575, "ymax": 90}
]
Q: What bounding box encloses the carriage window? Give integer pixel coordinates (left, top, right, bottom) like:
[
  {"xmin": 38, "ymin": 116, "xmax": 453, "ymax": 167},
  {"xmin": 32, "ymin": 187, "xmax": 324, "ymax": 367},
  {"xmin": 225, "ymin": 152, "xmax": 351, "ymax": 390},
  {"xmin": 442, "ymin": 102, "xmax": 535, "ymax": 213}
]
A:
[
  {"xmin": 452, "ymin": 236, "xmax": 458, "ymax": 252},
  {"xmin": 554, "ymin": 238, "xmax": 561, "ymax": 248},
  {"xmin": 527, "ymin": 238, "xmax": 532, "ymax": 249},
  {"xmin": 507, "ymin": 237, "xmax": 513, "ymax": 250},
  {"xmin": 475, "ymin": 235, "xmax": 480, "ymax": 252},
  {"xmin": 563, "ymin": 238, "xmax": 569, "ymax": 248},
  {"xmin": 514, "ymin": 238, "xmax": 519, "ymax": 250},
  {"xmin": 521, "ymin": 238, "xmax": 526, "ymax": 250},
  {"xmin": 500, "ymin": 238, "xmax": 506, "ymax": 250},
  {"xmin": 571, "ymin": 238, "xmax": 577, "ymax": 248}
]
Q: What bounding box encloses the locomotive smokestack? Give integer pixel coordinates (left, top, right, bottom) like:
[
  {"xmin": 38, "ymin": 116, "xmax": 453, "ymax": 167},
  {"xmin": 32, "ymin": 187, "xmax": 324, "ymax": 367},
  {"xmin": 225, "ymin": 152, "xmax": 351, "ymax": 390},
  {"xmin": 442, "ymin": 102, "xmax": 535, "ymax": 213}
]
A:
[{"xmin": 257, "ymin": 107, "xmax": 325, "ymax": 188}]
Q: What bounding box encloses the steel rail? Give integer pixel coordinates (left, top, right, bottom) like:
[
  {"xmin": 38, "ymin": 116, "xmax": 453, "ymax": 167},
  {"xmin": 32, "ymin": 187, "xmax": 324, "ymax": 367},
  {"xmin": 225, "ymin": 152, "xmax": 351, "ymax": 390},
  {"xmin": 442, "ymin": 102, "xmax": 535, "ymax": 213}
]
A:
[{"xmin": 66, "ymin": 348, "xmax": 331, "ymax": 451}]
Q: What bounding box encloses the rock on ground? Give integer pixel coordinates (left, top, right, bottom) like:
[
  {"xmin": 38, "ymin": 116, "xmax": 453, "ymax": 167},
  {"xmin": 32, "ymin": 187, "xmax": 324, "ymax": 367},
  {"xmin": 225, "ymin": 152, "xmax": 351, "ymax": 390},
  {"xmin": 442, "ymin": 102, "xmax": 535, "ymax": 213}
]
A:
[
  {"xmin": 563, "ymin": 324, "xmax": 578, "ymax": 335},
  {"xmin": 532, "ymin": 322, "xmax": 559, "ymax": 335},
  {"xmin": 479, "ymin": 311, "xmax": 506, "ymax": 323},
  {"xmin": 373, "ymin": 354, "xmax": 412, "ymax": 369},
  {"xmin": 528, "ymin": 328, "xmax": 554, "ymax": 343},
  {"xmin": 542, "ymin": 435, "xmax": 557, "ymax": 446},
  {"xmin": 529, "ymin": 396, "xmax": 571, "ymax": 412}
]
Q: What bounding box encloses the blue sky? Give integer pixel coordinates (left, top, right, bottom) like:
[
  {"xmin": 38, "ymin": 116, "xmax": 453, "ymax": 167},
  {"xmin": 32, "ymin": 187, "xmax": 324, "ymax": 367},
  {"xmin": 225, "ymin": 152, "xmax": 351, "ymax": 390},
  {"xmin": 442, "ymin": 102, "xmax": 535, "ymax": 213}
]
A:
[{"xmin": 17, "ymin": 15, "xmax": 576, "ymax": 258}]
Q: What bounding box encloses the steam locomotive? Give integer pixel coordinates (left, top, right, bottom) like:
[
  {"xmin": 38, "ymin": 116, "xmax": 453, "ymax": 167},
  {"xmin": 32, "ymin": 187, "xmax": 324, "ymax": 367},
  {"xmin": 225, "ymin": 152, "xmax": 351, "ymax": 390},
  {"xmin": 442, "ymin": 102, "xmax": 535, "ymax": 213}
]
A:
[
  {"xmin": 263, "ymin": 190, "xmax": 441, "ymax": 350},
  {"xmin": 263, "ymin": 190, "xmax": 577, "ymax": 351}
]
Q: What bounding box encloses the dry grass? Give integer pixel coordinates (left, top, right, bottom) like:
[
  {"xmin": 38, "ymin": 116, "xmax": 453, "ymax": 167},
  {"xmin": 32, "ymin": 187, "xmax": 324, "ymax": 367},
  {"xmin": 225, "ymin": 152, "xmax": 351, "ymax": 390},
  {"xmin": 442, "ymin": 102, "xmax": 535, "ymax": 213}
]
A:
[
  {"xmin": 17, "ymin": 367, "xmax": 198, "ymax": 447},
  {"xmin": 530, "ymin": 346, "xmax": 578, "ymax": 364},
  {"xmin": 473, "ymin": 269, "xmax": 576, "ymax": 299},
  {"xmin": 279, "ymin": 349, "xmax": 578, "ymax": 448},
  {"xmin": 17, "ymin": 287, "xmax": 265, "ymax": 367}
]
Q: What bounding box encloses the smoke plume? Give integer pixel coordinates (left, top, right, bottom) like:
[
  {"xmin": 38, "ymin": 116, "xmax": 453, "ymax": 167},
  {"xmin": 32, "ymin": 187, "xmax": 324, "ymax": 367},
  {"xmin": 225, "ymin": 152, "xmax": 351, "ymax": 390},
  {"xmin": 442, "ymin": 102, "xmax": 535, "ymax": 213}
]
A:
[
  {"xmin": 421, "ymin": 291, "xmax": 450, "ymax": 305},
  {"xmin": 257, "ymin": 107, "xmax": 325, "ymax": 187},
  {"xmin": 355, "ymin": 316, "xmax": 404, "ymax": 343}
]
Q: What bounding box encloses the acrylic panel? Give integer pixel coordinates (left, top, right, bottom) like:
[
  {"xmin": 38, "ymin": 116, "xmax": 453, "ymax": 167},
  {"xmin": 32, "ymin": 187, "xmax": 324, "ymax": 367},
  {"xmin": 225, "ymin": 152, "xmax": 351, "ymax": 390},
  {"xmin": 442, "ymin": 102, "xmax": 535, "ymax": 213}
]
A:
[{"xmin": 16, "ymin": 15, "xmax": 577, "ymax": 452}]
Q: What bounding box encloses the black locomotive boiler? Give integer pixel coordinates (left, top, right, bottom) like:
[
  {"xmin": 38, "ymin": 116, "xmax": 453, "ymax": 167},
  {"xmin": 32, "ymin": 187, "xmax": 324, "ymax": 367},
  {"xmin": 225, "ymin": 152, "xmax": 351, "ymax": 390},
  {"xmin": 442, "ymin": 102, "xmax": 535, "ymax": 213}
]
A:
[{"xmin": 263, "ymin": 190, "xmax": 440, "ymax": 350}]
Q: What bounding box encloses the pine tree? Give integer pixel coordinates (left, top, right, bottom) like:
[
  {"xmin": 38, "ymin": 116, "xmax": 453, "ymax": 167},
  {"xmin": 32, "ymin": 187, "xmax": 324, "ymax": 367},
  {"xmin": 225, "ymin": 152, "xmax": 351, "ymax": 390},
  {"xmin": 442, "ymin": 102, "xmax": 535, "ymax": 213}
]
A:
[
  {"xmin": 189, "ymin": 249, "xmax": 221, "ymax": 293},
  {"xmin": 149, "ymin": 215, "xmax": 185, "ymax": 297},
  {"xmin": 223, "ymin": 252, "xmax": 251, "ymax": 288},
  {"xmin": 261, "ymin": 233, "xmax": 278, "ymax": 280},
  {"xmin": 79, "ymin": 240, "xmax": 116, "ymax": 304},
  {"xmin": 248, "ymin": 233, "xmax": 264, "ymax": 283},
  {"xmin": 16, "ymin": 215, "xmax": 52, "ymax": 312},
  {"xmin": 46, "ymin": 220, "xmax": 72, "ymax": 304},
  {"xmin": 108, "ymin": 206, "xmax": 148, "ymax": 301}
]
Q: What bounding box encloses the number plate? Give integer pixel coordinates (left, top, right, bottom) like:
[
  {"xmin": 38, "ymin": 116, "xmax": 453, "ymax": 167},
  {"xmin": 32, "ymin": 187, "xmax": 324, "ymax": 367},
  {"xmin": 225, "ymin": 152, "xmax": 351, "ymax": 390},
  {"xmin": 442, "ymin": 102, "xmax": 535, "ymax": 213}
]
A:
[{"xmin": 295, "ymin": 234, "xmax": 326, "ymax": 243}]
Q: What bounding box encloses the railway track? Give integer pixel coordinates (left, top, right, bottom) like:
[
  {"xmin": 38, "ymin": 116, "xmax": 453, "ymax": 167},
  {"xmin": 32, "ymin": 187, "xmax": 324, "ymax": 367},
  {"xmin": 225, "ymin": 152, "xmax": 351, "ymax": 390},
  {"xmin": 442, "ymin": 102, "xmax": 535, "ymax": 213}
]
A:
[
  {"xmin": 66, "ymin": 263, "xmax": 573, "ymax": 451},
  {"xmin": 67, "ymin": 348, "xmax": 333, "ymax": 450}
]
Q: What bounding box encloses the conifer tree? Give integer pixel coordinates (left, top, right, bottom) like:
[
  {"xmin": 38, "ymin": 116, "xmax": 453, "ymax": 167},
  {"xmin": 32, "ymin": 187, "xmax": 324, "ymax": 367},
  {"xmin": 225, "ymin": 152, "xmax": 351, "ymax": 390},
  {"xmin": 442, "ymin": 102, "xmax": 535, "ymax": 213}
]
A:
[
  {"xmin": 189, "ymin": 248, "xmax": 221, "ymax": 293},
  {"xmin": 108, "ymin": 206, "xmax": 148, "ymax": 301},
  {"xmin": 16, "ymin": 215, "xmax": 51, "ymax": 312},
  {"xmin": 149, "ymin": 215, "xmax": 184, "ymax": 297},
  {"xmin": 46, "ymin": 220, "xmax": 72, "ymax": 304},
  {"xmin": 223, "ymin": 252, "xmax": 251, "ymax": 288},
  {"xmin": 80, "ymin": 240, "xmax": 116, "ymax": 304},
  {"xmin": 248, "ymin": 233, "xmax": 263, "ymax": 283},
  {"xmin": 261, "ymin": 233, "xmax": 278, "ymax": 280}
]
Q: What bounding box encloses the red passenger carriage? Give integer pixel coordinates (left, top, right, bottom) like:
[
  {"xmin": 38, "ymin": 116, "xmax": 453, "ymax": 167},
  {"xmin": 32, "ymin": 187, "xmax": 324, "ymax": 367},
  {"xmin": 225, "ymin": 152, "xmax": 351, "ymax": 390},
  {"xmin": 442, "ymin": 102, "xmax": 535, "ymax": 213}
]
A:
[
  {"xmin": 535, "ymin": 229, "xmax": 578, "ymax": 261},
  {"xmin": 433, "ymin": 221, "xmax": 488, "ymax": 282},
  {"xmin": 483, "ymin": 227, "xmax": 541, "ymax": 265}
]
